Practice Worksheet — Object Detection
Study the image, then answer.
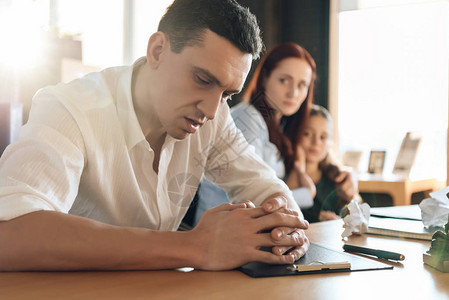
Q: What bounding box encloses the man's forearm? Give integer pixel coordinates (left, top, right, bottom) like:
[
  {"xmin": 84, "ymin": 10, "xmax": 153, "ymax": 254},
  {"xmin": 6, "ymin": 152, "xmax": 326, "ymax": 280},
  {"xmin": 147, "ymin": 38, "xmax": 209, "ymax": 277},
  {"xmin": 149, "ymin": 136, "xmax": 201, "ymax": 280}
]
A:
[
  {"xmin": 0, "ymin": 211, "xmax": 199, "ymax": 271},
  {"xmin": 0, "ymin": 203, "xmax": 309, "ymax": 271}
]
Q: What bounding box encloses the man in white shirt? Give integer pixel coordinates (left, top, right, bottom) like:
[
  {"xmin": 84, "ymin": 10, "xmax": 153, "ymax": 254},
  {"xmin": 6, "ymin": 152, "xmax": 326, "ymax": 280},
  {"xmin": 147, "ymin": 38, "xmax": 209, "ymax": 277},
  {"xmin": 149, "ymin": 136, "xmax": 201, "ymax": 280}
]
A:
[{"xmin": 0, "ymin": 0, "xmax": 309, "ymax": 271}]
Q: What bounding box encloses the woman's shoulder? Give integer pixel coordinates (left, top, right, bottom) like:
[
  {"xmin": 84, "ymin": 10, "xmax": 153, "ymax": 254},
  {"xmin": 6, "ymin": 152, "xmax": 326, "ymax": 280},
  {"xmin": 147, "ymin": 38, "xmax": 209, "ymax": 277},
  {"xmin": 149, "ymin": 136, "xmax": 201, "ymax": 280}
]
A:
[{"xmin": 230, "ymin": 102, "xmax": 267, "ymax": 131}]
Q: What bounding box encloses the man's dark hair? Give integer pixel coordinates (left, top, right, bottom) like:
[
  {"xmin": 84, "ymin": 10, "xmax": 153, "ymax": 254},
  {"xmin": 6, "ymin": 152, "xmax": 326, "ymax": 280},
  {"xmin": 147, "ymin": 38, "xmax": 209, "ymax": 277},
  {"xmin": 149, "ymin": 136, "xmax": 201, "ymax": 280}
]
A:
[{"xmin": 158, "ymin": 0, "xmax": 263, "ymax": 59}]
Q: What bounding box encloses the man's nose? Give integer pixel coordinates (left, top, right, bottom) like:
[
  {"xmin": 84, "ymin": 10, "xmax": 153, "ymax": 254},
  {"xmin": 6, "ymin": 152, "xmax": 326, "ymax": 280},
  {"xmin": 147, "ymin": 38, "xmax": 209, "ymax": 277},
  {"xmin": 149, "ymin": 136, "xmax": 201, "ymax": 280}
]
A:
[{"xmin": 197, "ymin": 94, "xmax": 221, "ymax": 121}]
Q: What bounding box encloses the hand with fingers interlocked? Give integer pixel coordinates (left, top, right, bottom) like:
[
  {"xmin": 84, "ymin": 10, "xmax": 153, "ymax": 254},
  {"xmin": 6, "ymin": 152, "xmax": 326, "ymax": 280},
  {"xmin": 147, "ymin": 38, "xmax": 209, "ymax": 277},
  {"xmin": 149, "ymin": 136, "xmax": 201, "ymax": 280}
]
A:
[{"xmin": 192, "ymin": 194, "xmax": 309, "ymax": 270}]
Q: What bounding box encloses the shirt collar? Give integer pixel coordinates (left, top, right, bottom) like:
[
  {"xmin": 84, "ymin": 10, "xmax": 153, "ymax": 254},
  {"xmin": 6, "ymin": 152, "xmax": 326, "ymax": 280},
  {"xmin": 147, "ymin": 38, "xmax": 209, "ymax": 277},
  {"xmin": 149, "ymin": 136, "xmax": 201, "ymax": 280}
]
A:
[
  {"xmin": 115, "ymin": 57, "xmax": 182, "ymax": 151},
  {"xmin": 116, "ymin": 57, "xmax": 147, "ymax": 150}
]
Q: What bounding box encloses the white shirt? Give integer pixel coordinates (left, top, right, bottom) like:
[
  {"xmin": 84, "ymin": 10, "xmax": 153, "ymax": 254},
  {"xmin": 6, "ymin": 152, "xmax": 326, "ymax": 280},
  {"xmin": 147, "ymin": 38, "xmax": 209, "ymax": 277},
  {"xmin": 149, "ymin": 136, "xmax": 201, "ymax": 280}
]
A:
[{"xmin": 0, "ymin": 58, "xmax": 293, "ymax": 231}]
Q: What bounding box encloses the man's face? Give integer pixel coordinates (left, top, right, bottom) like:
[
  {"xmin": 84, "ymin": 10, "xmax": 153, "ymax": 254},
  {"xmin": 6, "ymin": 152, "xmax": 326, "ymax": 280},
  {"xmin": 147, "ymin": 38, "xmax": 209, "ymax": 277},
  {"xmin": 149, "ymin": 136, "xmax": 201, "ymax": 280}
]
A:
[{"xmin": 151, "ymin": 30, "xmax": 252, "ymax": 140}]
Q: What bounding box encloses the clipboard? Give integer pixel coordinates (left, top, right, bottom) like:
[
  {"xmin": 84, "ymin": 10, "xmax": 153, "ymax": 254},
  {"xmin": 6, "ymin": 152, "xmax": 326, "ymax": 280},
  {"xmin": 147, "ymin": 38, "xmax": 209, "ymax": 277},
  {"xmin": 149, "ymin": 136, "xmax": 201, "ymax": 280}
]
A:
[{"xmin": 238, "ymin": 243, "xmax": 393, "ymax": 278}]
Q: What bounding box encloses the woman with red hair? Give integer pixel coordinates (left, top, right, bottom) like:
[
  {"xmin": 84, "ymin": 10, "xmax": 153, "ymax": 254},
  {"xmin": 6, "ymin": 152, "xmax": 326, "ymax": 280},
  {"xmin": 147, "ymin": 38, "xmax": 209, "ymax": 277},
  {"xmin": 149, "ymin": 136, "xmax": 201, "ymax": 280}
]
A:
[{"xmin": 241, "ymin": 42, "xmax": 317, "ymax": 200}]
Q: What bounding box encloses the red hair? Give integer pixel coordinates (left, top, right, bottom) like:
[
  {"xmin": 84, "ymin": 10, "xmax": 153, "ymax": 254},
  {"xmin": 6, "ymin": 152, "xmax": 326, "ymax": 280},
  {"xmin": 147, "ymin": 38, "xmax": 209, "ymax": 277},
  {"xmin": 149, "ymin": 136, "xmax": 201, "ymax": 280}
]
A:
[{"xmin": 242, "ymin": 42, "xmax": 317, "ymax": 174}]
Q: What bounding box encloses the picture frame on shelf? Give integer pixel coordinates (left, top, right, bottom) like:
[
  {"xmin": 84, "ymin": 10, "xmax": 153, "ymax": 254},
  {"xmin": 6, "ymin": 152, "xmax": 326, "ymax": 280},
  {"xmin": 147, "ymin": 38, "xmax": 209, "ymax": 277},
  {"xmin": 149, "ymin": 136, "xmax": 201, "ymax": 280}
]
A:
[
  {"xmin": 368, "ymin": 150, "xmax": 386, "ymax": 174},
  {"xmin": 393, "ymin": 132, "xmax": 422, "ymax": 177},
  {"xmin": 342, "ymin": 150, "xmax": 363, "ymax": 171}
]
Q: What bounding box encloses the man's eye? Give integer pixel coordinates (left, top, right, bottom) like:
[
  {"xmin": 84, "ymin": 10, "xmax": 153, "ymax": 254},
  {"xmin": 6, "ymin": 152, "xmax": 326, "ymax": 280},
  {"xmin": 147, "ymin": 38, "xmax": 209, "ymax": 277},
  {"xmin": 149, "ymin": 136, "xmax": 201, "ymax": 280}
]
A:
[{"xmin": 196, "ymin": 75, "xmax": 210, "ymax": 85}]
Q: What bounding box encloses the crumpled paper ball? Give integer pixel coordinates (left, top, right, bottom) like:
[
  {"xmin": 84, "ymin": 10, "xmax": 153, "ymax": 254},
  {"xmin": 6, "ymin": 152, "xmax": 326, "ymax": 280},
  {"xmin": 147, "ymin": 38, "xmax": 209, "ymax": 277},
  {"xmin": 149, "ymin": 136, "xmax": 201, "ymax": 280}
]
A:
[
  {"xmin": 419, "ymin": 186, "xmax": 449, "ymax": 228},
  {"xmin": 341, "ymin": 199, "xmax": 371, "ymax": 238}
]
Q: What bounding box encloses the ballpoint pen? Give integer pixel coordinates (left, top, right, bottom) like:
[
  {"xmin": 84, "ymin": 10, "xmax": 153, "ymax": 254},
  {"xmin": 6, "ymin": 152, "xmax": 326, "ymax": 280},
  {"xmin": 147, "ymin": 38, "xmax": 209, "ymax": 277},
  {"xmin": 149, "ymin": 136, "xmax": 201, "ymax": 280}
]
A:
[{"xmin": 343, "ymin": 244, "xmax": 405, "ymax": 261}]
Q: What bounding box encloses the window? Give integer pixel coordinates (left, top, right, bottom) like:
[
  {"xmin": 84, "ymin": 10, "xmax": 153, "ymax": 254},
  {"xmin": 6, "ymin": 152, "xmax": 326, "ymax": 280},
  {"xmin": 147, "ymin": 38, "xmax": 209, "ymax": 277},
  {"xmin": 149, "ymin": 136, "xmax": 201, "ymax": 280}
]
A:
[
  {"xmin": 129, "ymin": 0, "xmax": 174, "ymax": 64},
  {"xmin": 0, "ymin": 0, "xmax": 50, "ymax": 70},
  {"xmin": 53, "ymin": 0, "xmax": 174, "ymax": 67},
  {"xmin": 0, "ymin": 0, "xmax": 173, "ymax": 121},
  {"xmin": 0, "ymin": 0, "xmax": 174, "ymax": 69},
  {"xmin": 333, "ymin": 0, "xmax": 449, "ymax": 181},
  {"xmin": 54, "ymin": 0, "xmax": 124, "ymax": 68}
]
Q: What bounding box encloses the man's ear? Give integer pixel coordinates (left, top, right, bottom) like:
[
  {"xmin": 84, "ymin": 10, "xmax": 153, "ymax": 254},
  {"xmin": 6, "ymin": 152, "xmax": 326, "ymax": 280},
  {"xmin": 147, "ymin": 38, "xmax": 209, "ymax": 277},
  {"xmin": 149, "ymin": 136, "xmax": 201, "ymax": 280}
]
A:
[{"xmin": 146, "ymin": 32, "xmax": 169, "ymax": 69}]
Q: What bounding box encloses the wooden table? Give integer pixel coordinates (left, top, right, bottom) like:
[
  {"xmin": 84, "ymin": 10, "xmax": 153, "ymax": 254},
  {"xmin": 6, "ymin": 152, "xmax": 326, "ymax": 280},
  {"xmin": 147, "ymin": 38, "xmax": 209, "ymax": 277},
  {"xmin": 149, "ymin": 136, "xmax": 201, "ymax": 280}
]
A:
[
  {"xmin": 1, "ymin": 219, "xmax": 448, "ymax": 300},
  {"xmin": 358, "ymin": 173, "xmax": 438, "ymax": 206}
]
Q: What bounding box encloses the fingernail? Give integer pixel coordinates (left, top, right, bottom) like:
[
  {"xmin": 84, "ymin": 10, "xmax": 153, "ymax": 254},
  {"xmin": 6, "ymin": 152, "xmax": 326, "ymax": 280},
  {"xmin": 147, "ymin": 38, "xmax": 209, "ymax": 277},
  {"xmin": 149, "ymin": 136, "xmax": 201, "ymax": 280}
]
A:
[
  {"xmin": 277, "ymin": 231, "xmax": 283, "ymax": 239},
  {"xmin": 265, "ymin": 203, "xmax": 273, "ymax": 211},
  {"xmin": 290, "ymin": 253, "xmax": 296, "ymax": 261},
  {"xmin": 304, "ymin": 220, "xmax": 309, "ymax": 227}
]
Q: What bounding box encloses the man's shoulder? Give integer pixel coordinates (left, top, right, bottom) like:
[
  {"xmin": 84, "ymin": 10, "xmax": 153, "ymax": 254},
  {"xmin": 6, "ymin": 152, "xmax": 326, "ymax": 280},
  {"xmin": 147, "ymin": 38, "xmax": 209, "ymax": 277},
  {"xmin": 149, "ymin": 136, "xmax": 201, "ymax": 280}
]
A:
[{"xmin": 35, "ymin": 65, "xmax": 131, "ymax": 110}]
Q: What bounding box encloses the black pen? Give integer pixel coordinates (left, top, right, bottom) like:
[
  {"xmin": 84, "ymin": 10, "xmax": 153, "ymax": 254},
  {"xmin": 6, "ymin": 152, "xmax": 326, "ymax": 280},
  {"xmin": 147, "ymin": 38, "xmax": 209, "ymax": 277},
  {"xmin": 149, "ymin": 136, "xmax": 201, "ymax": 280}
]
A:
[{"xmin": 343, "ymin": 244, "xmax": 405, "ymax": 261}]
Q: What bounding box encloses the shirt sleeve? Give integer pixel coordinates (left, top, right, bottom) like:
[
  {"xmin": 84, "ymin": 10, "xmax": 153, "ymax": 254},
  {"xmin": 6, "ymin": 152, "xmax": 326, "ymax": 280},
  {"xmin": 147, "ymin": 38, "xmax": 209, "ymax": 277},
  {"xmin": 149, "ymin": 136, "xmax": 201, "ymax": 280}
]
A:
[
  {"xmin": 0, "ymin": 89, "xmax": 86, "ymax": 221},
  {"xmin": 204, "ymin": 104, "xmax": 293, "ymax": 207}
]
